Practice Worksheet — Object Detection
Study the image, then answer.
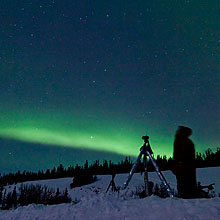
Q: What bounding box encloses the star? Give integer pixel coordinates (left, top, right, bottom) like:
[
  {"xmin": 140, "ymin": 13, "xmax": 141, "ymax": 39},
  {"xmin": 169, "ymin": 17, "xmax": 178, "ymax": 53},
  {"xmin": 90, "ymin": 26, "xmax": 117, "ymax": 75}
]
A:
[{"xmin": 0, "ymin": 0, "xmax": 219, "ymax": 172}]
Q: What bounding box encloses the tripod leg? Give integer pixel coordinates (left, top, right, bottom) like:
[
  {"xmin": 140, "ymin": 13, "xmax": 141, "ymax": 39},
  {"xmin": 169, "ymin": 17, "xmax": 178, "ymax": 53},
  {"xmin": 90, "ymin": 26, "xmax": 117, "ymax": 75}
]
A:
[
  {"xmin": 143, "ymin": 155, "xmax": 149, "ymax": 196},
  {"xmin": 147, "ymin": 151, "xmax": 174, "ymax": 197},
  {"xmin": 122, "ymin": 150, "xmax": 143, "ymax": 189},
  {"xmin": 106, "ymin": 181, "xmax": 112, "ymax": 193},
  {"xmin": 112, "ymin": 181, "xmax": 117, "ymax": 192}
]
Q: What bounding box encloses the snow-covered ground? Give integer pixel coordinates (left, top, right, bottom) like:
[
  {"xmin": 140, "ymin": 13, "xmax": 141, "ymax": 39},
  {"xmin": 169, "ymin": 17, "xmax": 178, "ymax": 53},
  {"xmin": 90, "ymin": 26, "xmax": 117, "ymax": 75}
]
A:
[{"xmin": 0, "ymin": 167, "xmax": 220, "ymax": 220}]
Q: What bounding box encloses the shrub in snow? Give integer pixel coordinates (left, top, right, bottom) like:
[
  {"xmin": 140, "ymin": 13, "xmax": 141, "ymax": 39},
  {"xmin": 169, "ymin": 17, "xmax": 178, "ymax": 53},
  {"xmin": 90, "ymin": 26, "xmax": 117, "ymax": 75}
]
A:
[
  {"xmin": 0, "ymin": 184, "xmax": 71, "ymax": 210},
  {"xmin": 134, "ymin": 182, "xmax": 175, "ymax": 199},
  {"xmin": 70, "ymin": 173, "xmax": 97, "ymax": 188}
]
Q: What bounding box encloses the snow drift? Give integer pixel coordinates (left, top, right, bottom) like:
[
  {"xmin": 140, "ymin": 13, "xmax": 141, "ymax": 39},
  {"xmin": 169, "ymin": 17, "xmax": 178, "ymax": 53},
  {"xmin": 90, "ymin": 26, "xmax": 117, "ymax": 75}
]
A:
[{"xmin": 0, "ymin": 167, "xmax": 219, "ymax": 220}]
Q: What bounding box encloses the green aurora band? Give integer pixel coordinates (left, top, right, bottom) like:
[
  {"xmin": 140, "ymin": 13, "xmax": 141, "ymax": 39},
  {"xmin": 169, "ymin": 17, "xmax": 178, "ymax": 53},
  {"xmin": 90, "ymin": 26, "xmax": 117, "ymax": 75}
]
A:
[{"xmin": 0, "ymin": 109, "xmax": 188, "ymax": 157}]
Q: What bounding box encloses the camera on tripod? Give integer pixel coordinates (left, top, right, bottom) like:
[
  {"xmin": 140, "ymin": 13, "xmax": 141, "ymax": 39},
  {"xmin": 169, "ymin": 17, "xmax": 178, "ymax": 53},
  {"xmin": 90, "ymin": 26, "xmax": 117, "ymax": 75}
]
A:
[
  {"xmin": 142, "ymin": 135, "xmax": 149, "ymax": 142},
  {"xmin": 122, "ymin": 134, "xmax": 174, "ymax": 197}
]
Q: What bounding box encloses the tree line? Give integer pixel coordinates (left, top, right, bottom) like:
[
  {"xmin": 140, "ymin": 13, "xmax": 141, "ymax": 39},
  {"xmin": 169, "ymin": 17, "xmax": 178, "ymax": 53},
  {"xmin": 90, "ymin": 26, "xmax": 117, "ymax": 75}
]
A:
[
  {"xmin": 0, "ymin": 148, "xmax": 219, "ymax": 186},
  {"xmin": 0, "ymin": 184, "xmax": 71, "ymax": 210}
]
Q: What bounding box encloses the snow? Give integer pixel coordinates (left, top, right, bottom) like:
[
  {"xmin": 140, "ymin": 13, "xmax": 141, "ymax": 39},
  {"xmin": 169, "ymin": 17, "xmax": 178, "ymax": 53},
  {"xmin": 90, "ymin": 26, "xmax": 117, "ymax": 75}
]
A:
[{"xmin": 0, "ymin": 167, "xmax": 220, "ymax": 220}]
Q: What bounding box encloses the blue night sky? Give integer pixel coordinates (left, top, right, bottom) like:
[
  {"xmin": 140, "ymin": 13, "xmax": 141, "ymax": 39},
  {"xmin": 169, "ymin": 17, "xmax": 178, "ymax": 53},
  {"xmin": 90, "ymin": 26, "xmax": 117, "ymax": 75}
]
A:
[{"xmin": 0, "ymin": 0, "xmax": 219, "ymax": 173}]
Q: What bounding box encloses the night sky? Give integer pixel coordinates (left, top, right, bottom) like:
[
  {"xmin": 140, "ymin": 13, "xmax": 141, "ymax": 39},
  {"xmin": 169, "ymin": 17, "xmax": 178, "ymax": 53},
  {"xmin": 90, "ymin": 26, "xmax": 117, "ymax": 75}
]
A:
[{"xmin": 0, "ymin": 0, "xmax": 220, "ymax": 173}]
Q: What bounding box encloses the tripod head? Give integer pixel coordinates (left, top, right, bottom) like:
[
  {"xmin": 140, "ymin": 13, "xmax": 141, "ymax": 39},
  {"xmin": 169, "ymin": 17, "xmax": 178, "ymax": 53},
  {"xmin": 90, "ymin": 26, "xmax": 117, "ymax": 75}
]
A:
[
  {"xmin": 141, "ymin": 135, "xmax": 153, "ymax": 155},
  {"xmin": 142, "ymin": 135, "xmax": 149, "ymax": 144}
]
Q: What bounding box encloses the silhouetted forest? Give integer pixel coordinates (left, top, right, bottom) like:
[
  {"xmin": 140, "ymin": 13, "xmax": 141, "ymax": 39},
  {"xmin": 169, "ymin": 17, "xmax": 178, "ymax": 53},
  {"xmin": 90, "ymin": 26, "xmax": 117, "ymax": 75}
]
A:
[
  {"xmin": 0, "ymin": 184, "xmax": 71, "ymax": 210},
  {"xmin": 0, "ymin": 148, "xmax": 219, "ymax": 186}
]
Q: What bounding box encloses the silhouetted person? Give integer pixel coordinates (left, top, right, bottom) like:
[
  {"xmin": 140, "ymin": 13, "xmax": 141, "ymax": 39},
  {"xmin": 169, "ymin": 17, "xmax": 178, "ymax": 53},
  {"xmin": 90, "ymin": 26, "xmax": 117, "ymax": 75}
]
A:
[{"xmin": 173, "ymin": 126, "xmax": 197, "ymax": 198}]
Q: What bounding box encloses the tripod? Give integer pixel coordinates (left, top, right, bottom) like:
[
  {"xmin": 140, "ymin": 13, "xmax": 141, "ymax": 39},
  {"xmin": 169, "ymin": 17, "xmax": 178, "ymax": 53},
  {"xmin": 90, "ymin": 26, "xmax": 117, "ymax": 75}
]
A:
[
  {"xmin": 106, "ymin": 174, "xmax": 119, "ymax": 193},
  {"xmin": 122, "ymin": 136, "xmax": 174, "ymax": 197}
]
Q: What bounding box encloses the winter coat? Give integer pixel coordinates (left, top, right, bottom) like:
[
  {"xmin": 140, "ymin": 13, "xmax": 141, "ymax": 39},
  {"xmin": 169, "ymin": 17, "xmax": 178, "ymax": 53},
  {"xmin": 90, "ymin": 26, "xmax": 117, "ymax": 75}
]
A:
[{"xmin": 173, "ymin": 135, "xmax": 196, "ymax": 175}]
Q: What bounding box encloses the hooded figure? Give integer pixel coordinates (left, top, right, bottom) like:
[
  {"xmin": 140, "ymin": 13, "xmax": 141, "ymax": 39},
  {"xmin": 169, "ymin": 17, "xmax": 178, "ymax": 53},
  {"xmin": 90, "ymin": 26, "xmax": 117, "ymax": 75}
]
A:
[{"xmin": 173, "ymin": 126, "xmax": 197, "ymax": 198}]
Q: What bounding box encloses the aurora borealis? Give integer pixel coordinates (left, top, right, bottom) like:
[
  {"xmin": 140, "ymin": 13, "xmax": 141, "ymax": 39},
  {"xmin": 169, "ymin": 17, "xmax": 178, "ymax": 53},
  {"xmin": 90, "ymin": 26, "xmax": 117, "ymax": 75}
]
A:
[
  {"xmin": 0, "ymin": 108, "xmax": 173, "ymax": 157},
  {"xmin": 0, "ymin": 1, "xmax": 220, "ymax": 173}
]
